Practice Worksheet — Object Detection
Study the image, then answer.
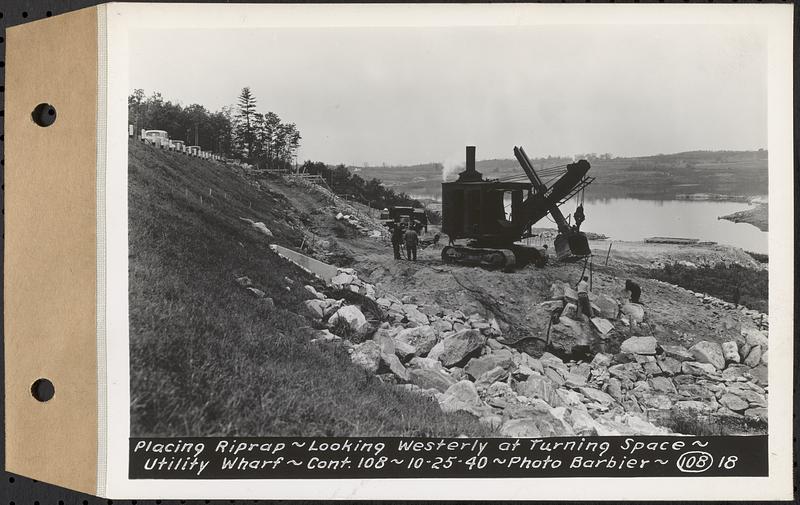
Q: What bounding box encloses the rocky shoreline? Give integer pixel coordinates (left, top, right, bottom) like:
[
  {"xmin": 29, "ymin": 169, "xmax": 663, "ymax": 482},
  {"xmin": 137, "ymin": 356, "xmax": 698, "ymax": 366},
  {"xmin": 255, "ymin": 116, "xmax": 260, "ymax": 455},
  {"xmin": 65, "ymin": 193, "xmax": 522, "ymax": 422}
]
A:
[
  {"xmin": 719, "ymin": 202, "xmax": 768, "ymax": 232},
  {"xmin": 270, "ymin": 264, "xmax": 769, "ymax": 438}
]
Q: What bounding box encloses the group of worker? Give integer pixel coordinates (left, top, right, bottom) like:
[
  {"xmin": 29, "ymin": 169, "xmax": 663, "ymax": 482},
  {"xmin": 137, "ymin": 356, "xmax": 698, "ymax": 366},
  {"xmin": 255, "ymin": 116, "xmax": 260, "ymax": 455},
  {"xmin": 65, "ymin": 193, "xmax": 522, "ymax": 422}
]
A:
[{"xmin": 391, "ymin": 224, "xmax": 419, "ymax": 261}]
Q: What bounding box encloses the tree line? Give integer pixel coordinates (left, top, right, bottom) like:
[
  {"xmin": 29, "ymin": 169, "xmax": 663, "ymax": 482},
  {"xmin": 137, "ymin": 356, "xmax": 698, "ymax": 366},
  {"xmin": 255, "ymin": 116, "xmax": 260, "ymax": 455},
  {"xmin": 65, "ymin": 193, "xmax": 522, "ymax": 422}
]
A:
[
  {"xmin": 129, "ymin": 87, "xmax": 434, "ymax": 220},
  {"xmin": 128, "ymin": 87, "xmax": 301, "ymax": 170},
  {"xmin": 299, "ymin": 161, "xmax": 439, "ymax": 223}
]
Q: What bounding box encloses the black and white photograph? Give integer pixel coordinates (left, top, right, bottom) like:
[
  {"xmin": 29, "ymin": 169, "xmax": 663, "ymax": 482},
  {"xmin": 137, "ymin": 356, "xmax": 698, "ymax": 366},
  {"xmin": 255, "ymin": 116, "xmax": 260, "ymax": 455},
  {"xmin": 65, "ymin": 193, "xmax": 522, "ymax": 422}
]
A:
[
  {"xmin": 122, "ymin": 3, "xmax": 784, "ymax": 460},
  {"xmin": 2, "ymin": 2, "xmax": 793, "ymax": 500}
]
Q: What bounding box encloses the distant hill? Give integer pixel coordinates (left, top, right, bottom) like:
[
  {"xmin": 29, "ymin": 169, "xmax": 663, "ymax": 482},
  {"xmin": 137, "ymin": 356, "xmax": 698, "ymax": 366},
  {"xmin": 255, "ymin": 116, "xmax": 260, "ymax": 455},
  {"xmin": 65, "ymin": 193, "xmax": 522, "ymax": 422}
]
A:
[{"xmin": 352, "ymin": 150, "xmax": 768, "ymax": 201}]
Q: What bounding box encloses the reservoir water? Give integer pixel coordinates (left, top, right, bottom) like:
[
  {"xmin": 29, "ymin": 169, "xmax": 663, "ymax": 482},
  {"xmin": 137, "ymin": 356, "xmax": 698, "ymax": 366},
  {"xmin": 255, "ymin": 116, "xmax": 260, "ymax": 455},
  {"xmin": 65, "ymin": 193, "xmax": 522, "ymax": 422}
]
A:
[
  {"xmin": 578, "ymin": 198, "xmax": 767, "ymax": 254},
  {"xmin": 417, "ymin": 193, "xmax": 768, "ymax": 254}
]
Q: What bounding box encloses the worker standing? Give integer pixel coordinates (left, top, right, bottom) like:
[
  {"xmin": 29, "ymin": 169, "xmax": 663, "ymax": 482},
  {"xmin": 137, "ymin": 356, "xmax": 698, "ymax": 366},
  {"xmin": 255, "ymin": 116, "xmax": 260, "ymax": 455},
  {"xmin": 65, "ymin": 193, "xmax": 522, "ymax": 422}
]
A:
[
  {"xmin": 625, "ymin": 279, "xmax": 642, "ymax": 304},
  {"xmin": 391, "ymin": 224, "xmax": 404, "ymax": 260},
  {"xmin": 404, "ymin": 227, "xmax": 419, "ymax": 261},
  {"xmin": 576, "ymin": 276, "xmax": 592, "ymax": 320}
]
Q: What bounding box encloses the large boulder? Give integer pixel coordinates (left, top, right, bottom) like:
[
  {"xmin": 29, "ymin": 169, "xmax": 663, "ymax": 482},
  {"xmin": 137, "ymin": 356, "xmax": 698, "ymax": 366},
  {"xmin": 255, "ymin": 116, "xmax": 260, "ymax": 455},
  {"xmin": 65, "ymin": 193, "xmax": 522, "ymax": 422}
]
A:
[
  {"xmin": 372, "ymin": 329, "xmax": 396, "ymax": 355},
  {"xmin": 657, "ymin": 356, "xmax": 682, "ymax": 376},
  {"xmin": 590, "ymin": 317, "xmax": 614, "ymax": 336},
  {"xmin": 502, "ymin": 400, "xmax": 575, "ymax": 436},
  {"xmin": 681, "ymin": 361, "xmax": 720, "ymax": 378},
  {"xmin": 407, "ymin": 356, "xmax": 444, "ymax": 371},
  {"xmin": 605, "ymin": 379, "xmax": 624, "ymax": 404},
  {"xmin": 439, "ymin": 381, "xmax": 491, "ymax": 417},
  {"xmin": 689, "ymin": 341, "xmax": 725, "ymax": 370},
  {"xmin": 608, "ymin": 362, "xmax": 643, "ymax": 382},
  {"xmin": 579, "ymin": 387, "xmax": 617, "ymax": 406},
  {"xmin": 592, "ymin": 294, "xmax": 620, "ymax": 319},
  {"xmin": 380, "ymin": 352, "xmax": 410, "ymax": 382},
  {"xmin": 303, "ymin": 299, "xmax": 327, "ymax": 320},
  {"xmin": 721, "ymin": 341, "xmax": 740, "ymax": 364},
  {"xmin": 304, "ymin": 285, "xmax": 325, "ymax": 300},
  {"xmin": 661, "ymin": 345, "xmax": 693, "ymax": 362},
  {"xmin": 496, "ymin": 305, "xmax": 552, "ymax": 345},
  {"xmin": 744, "ymin": 407, "xmax": 768, "ymax": 422},
  {"xmin": 673, "ymin": 400, "xmax": 717, "ymax": 415},
  {"xmin": 402, "ymin": 304, "xmax": 430, "ymax": 326},
  {"xmin": 515, "ymin": 375, "xmax": 559, "ymax": 406},
  {"xmin": 395, "ymin": 325, "xmax": 438, "ymax": 357},
  {"xmin": 251, "ymin": 222, "xmax": 273, "ymax": 237},
  {"xmin": 744, "ymin": 345, "xmax": 762, "ymax": 368},
  {"xmin": 621, "ymin": 303, "xmax": 645, "ymax": 323},
  {"xmin": 649, "ymin": 376, "xmax": 677, "ymax": 394},
  {"xmin": 322, "ymin": 299, "xmax": 344, "ymax": 318},
  {"xmin": 407, "ymin": 368, "xmax": 456, "ymax": 393},
  {"xmin": 721, "ymin": 364, "xmax": 751, "ymax": 381},
  {"xmin": 329, "ymin": 305, "xmax": 368, "ymax": 333},
  {"xmin": 726, "ymin": 383, "xmax": 767, "ymax": 407},
  {"xmin": 742, "ymin": 327, "xmax": 768, "ymax": 350},
  {"xmin": 546, "ymin": 317, "xmax": 593, "ymax": 355},
  {"xmin": 464, "ymin": 350, "xmax": 514, "ymax": 380},
  {"xmin": 428, "ymin": 329, "xmax": 485, "ymax": 367},
  {"xmin": 569, "ymin": 409, "xmax": 598, "ymax": 436},
  {"xmin": 474, "ymin": 366, "xmax": 509, "ymax": 387},
  {"xmin": 641, "ymin": 394, "xmax": 673, "ymax": 410},
  {"xmin": 499, "ymin": 418, "xmax": 542, "ymax": 437},
  {"xmin": 330, "ymin": 272, "xmax": 357, "ymax": 288},
  {"xmin": 393, "ymin": 340, "xmax": 417, "ymax": 361},
  {"xmin": 350, "ymin": 340, "xmax": 381, "ymax": 373},
  {"xmin": 431, "ymin": 319, "xmax": 454, "ymax": 335},
  {"xmin": 719, "ymin": 392, "xmax": 749, "ymax": 412},
  {"xmin": 620, "ymin": 336, "xmax": 657, "ymax": 355}
]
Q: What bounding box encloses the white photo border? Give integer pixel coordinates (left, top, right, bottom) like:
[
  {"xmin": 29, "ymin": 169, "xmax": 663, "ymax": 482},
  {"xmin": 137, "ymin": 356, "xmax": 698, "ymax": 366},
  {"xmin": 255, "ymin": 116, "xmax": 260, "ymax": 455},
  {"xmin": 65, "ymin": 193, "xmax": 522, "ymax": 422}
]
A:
[{"xmin": 103, "ymin": 2, "xmax": 794, "ymax": 499}]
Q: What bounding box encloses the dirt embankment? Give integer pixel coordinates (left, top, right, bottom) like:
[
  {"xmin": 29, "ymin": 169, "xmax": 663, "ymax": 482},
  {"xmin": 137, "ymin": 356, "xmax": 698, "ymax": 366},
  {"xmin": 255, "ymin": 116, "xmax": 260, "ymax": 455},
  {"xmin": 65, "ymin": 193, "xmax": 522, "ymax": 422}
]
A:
[{"xmin": 719, "ymin": 202, "xmax": 768, "ymax": 232}]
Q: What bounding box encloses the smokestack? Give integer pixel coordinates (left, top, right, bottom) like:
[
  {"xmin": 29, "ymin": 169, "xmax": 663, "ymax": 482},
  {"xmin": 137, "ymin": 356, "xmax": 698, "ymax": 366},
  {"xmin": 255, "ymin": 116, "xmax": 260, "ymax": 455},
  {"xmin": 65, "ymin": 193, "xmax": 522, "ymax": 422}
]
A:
[{"xmin": 457, "ymin": 145, "xmax": 483, "ymax": 182}]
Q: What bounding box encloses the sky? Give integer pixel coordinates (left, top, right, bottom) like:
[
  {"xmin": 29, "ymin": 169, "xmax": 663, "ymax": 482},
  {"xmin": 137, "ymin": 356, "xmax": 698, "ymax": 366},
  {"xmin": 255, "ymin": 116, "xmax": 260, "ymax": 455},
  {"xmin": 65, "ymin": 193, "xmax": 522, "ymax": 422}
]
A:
[{"xmin": 129, "ymin": 24, "xmax": 767, "ymax": 166}]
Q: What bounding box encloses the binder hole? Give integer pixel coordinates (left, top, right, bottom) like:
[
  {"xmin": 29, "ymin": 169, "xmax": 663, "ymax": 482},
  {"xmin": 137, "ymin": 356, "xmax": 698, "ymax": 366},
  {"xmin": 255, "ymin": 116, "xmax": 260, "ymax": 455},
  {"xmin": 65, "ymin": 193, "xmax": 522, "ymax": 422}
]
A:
[
  {"xmin": 31, "ymin": 103, "xmax": 57, "ymax": 127},
  {"xmin": 22, "ymin": 12, "xmax": 28, "ymax": 18},
  {"xmin": 46, "ymin": 11, "xmax": 53, "ymax": 17},
  {"xmin": 30, "ymin": 378, "xmax": 54, "ymax": 402}
]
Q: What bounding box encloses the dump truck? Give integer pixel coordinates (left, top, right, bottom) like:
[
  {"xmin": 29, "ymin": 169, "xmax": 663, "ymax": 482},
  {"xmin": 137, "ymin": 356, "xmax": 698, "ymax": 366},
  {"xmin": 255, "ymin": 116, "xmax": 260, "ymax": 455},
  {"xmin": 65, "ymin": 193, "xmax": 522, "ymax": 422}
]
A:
[{"xmin": 441, "ymin": 145, "xmax": 593, "ymax": 270}]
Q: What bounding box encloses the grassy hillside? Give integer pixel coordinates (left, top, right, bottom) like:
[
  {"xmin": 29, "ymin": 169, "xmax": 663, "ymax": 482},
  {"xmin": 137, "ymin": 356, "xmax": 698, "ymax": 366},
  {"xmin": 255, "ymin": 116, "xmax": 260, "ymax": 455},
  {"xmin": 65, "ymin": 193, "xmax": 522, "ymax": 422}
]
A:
[
  {"xmin": 128, "ymin": 140, "xmax": 486, "ymax": 436},
  {"xmin": 355, "ymin": 150, "xmax": 768, "ymax": 201}
]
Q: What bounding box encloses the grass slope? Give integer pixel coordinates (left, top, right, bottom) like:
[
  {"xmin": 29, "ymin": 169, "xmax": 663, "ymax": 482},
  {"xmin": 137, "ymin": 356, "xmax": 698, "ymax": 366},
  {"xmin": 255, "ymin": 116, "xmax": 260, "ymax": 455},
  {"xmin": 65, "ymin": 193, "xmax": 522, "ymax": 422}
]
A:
[{"xmin": 128, "ymin": 140, "xmax": 487, "ymax": 437}]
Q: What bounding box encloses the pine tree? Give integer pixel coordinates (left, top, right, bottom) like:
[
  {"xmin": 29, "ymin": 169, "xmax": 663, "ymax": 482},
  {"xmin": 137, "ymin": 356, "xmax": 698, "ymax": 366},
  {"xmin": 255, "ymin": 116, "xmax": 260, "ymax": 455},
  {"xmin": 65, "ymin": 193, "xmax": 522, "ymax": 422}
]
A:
[{"xmin": 235, "ymin": 87, "xmax": 258, "ymax": 160}]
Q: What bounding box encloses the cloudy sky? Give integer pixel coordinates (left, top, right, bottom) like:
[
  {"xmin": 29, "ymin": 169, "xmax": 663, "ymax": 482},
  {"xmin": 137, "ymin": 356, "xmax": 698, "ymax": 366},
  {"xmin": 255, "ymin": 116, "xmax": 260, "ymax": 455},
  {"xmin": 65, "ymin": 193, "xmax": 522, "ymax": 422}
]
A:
[{"xmin": 130, "ymin": 24, "xmax": 766, "ymax": 165}]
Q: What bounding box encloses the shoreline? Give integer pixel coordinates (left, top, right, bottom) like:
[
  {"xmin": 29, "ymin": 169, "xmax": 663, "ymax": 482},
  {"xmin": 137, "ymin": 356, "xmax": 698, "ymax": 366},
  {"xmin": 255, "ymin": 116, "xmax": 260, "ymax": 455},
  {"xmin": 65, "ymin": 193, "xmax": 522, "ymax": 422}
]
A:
[{"xmin": 719, "ymin": 202, "xmax": 768, "ymax": 232}]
